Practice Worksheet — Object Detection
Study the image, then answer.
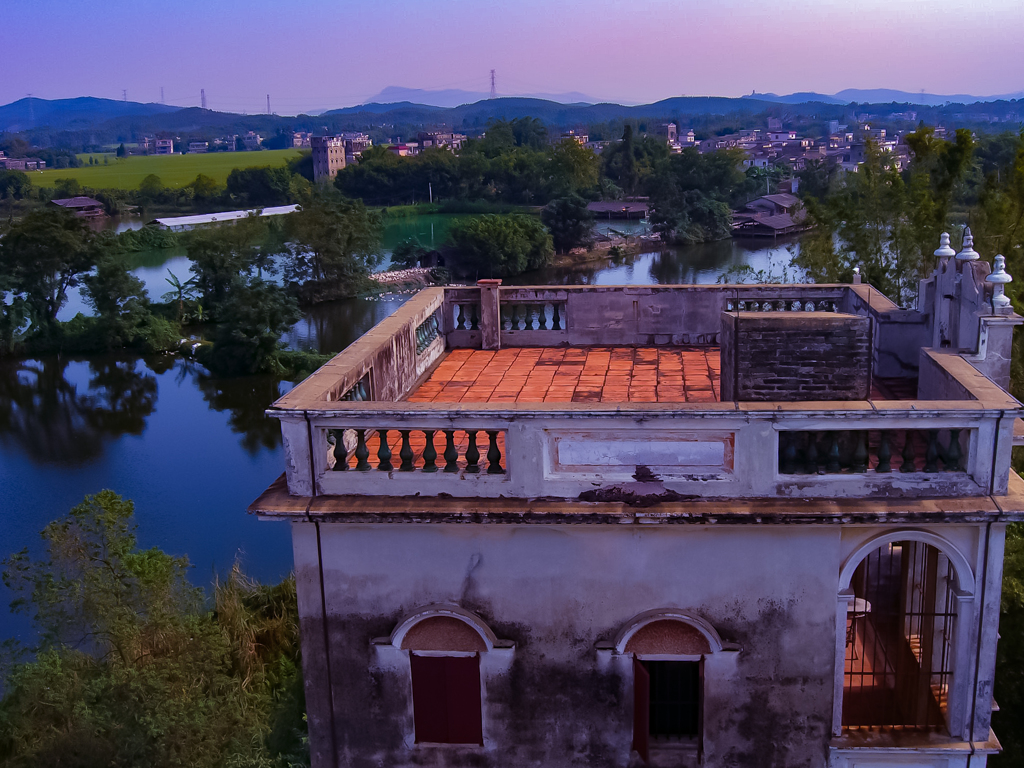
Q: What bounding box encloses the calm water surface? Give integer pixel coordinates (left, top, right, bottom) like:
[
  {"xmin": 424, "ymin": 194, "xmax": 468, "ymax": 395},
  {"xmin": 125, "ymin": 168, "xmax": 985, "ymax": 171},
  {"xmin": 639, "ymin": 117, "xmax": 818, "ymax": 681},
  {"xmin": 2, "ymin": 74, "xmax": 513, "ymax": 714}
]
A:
[{"xmin": 2, "ymin": 215, "xmax": 801, "ymax": 642}]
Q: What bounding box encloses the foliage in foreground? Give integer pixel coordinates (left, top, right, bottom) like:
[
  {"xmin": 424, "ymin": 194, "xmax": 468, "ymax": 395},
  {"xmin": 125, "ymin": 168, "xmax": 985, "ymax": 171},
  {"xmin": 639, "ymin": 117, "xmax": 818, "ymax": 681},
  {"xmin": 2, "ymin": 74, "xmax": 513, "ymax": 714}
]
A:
[{"xmin": 0, "ymin": 491, "xmax": 307, "ymax": 768}]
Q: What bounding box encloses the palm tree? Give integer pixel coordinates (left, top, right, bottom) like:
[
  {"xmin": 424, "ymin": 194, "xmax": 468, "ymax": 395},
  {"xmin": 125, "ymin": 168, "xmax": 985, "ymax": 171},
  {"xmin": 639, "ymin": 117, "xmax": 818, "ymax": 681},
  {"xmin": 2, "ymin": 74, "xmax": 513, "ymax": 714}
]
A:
[{"xmin": 161, "ymin": 270, "xmax": 197, "ymax": 322}]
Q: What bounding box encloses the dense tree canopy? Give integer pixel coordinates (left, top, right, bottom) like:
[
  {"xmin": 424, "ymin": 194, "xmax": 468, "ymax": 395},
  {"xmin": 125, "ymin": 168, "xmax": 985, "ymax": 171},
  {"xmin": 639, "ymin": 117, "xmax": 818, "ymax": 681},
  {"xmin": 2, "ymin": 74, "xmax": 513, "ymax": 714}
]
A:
[
  {"xmin": 447, "ymin": 214, "xmax": 553, "ymax": 277},
  {"xmin": 0, "ymin": 491, "xmax": 306, "ymax": 768}
]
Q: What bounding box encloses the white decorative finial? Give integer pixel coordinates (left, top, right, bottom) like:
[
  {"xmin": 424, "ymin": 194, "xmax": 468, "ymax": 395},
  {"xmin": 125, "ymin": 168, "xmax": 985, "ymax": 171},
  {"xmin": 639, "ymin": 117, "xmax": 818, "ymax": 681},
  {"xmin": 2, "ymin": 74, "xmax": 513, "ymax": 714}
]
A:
[
  {"xmin": 852, "ymin": 266, "xmax": 862, "ymax": 284},
  {"xmin": 987, "ymin": 254, "xmax": 1013, "ymax": 311},
  {"xmin": 956, "ymin": 227, "xmax": 979, "ymax": 261},
  {"xmin": 934, "ymin": 232, "xmax": 956, "ymax": 258}
]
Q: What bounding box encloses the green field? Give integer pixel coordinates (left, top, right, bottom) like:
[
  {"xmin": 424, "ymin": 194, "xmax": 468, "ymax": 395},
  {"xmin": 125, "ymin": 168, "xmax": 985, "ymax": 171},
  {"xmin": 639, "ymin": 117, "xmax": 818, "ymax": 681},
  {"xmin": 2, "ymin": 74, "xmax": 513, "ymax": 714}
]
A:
[{"xmin": 31, "ymin": 149, "xmax": 304, "ymax": 190}]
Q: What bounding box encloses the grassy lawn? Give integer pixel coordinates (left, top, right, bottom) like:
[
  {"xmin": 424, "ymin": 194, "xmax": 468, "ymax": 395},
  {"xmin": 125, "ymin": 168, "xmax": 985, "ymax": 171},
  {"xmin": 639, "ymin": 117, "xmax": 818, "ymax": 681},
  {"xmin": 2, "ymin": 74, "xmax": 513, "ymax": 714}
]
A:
[{"xmin": 31, "ymin": 149, "xmax": 304, "ymax": 190}]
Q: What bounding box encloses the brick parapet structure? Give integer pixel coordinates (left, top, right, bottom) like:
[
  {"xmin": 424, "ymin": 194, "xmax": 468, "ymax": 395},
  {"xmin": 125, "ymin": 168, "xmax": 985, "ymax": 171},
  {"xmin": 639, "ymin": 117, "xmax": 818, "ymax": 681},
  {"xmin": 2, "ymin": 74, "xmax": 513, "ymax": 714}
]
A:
[{"xmin": 720, "ymin": 311, "xmax": 871, "ymax": 401}]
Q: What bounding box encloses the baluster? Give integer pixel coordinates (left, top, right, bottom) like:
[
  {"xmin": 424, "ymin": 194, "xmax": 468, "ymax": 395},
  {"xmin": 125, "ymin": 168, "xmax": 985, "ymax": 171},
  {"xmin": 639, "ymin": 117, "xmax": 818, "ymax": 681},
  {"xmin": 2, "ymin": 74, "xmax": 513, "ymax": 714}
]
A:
[
  {"xmin": 470, "ymin": 303, "xmax": 480, "ymax": 331},
  {"xmin": 421, "ymin": 430, "xmax": 438, "ymax": 472},
  {"xmin": 924, "ymin": 430, "xmax": 940, "ymax": 472},
  {"xmin": 399, "ymin": 430, "xmax": 414, "ymax": 471},
  {"xmin": 900, "ymin": 430, "xmax": 917, "ymax": 473},
  {"xmin": 826, "ymin": 431, "xmax": 841, "ymax": 473},
  {"xmin": 804, "ymin": 433, "xmax": 819, "ymax": 474},
  {"xmin": 852, "ymin": 431, "xmax": 868, "ymax": 473},
  {"xmin": 876, "ymin": 430, "xmax": 892, "ymax": 473},
  {"xmin": 552, "ymin": 303, "xmax": 562, "ymax": 331},
  {"xmin": 781, "ymin": 435, "xmax": 798, "ymax": 474},
  {"xmin": 945, "ymin": 429, "xmax": 962, "ymax": 471},
  {"xmin": 465, "ymin": 430, "xmax": 480, "ymax": 473},
  {"xmin": 523, "ymin": 305, "xmax": 534, "ymax": 331},
  {"xmin": 456, "ymin": 304, "xmax": 466, "ymax": 331},
  {"xmin": 330, "ymin": 429, "xmax": 348, "ymax": 471},
  {"xmin": 486, "ymin": 430, "xmax": 504, "ymax": 474},
  {"xmin": 354, "ymin": 429, "xmax": 371, "ymax": 471},
  {"xmin": 376, "ymin": 429, "xmax": 393, "ymax": 472},
  {"xmin": 538, "ymin": 304, "xmax": 548, "ymax": 330},
  {"xmin": 516, "ymin": 305, "xmax": 527, "ymax": 331},
  {"xmin": 501, "ymin": 304, "xmax": 512, "ymax": 331},
  {"xmin": 443, "ymin": 430, "xmax": 459, "ymax": 472}
]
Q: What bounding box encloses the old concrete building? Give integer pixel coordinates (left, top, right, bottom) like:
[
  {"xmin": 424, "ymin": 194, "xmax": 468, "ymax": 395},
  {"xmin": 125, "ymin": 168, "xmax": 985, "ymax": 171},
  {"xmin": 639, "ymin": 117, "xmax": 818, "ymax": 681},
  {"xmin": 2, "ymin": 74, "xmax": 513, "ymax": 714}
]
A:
[
  {"xmin": 252, "ymin": 232, "xmax": 1023, "ymax": 768},
  {"xmin": 311, "ymin": 135, "xmax": 346, "ymax": 182}
]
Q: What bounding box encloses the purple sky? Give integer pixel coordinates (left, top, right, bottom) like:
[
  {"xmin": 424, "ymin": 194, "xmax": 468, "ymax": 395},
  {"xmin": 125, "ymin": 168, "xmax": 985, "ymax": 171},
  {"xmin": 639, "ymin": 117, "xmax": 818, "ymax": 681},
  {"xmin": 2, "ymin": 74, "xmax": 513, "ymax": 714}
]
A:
[{"xmin": 3, "ymin": 0, "xmax": 1022, "ymax": 113}]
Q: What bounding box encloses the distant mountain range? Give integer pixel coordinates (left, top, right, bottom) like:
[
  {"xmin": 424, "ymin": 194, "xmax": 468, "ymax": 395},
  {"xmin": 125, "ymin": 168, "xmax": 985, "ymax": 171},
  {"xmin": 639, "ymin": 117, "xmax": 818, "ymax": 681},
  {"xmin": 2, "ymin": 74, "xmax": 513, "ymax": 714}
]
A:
[
  {"xmin": 746, "ymin": 88, "xmax": 1024, "ymax": 107},
  {"xmin": 0, "ymin": 96, "xmax": 180, "ymax": 133},
  {"xmin": 1, "ymin": 89, "xmax": 1021, "ymax": 140},
  {"xmin": 366, "ymin": 86, "xmax": 600, "ymax": 108}
]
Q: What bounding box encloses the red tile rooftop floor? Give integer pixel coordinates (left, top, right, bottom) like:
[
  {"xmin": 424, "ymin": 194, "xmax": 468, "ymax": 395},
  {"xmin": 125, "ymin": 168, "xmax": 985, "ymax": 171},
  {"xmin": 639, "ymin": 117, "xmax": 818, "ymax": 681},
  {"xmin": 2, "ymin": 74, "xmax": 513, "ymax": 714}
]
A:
[{"xmin": 407, "ymin": 347, "xmax": 721, "ymax": 404}]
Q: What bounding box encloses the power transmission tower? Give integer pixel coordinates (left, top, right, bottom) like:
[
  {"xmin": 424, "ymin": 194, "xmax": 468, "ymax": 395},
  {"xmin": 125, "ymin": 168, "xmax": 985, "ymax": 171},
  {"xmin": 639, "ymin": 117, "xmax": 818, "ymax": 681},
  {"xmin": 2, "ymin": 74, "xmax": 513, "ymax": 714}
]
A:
[
  {"xmin": 490, "ymin": 70, "xmax": 496, "ymax": 99},
  {"xmin": 161, "ymin": 86, "xmax": 165, "ymax": 104},
  {"xmin": 267, "ymin": 94, "xmax": 271, "ymax": 114},
  {"xmin": 122, "ymin": 89, "xmax": 127, "ymax": 103},
  {"xmin": 201, "ymin": 89, "xmax": 207, "ymax": 109}
]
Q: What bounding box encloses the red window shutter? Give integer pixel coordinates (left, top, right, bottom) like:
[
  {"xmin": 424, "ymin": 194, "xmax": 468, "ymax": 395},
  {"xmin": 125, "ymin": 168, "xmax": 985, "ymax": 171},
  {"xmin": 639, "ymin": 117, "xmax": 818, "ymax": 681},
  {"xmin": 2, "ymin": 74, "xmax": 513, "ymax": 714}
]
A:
[
  {"xmin": 444, "ymin": 656, "xmax": 483, "ymax": 745},
  {"xmin": 633, "ymin": 656, "xmax": 650, "ymax": 763},
  {"xmin": 410, "ymin": 654, "xmax": 483, "ymax": 745},
  {"xmin": 410, "ymin": 654, "xmax": 449, "ymax": 743}
]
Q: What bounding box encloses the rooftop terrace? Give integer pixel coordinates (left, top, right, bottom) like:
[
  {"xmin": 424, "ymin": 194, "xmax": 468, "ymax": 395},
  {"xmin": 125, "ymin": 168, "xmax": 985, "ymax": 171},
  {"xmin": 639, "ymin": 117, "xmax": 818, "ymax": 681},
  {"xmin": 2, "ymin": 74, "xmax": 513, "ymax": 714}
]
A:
[{"xmin": 259, "ymin": 279, "xmax": 1023, "ymax": 513}]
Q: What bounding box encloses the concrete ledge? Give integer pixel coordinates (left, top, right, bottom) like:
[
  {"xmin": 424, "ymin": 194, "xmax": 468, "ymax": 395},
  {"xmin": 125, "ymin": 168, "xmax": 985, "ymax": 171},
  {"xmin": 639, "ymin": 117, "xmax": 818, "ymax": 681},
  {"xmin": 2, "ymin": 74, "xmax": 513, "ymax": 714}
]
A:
[{"xmin": 248, "ymin": 473, "xmax": 1024, "ymax": 523}]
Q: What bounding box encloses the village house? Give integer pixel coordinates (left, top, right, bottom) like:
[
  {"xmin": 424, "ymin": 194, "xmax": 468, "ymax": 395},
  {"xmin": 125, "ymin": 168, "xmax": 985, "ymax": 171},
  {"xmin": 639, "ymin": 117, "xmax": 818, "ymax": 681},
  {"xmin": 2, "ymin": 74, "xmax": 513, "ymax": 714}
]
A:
[
  {"xmin": 0, "ymin": 152, "xmax": 46, "ymax": 171},
  {"xmin": 242, "ymin": 131, "xmax": 263, "ymax": 151},
  {"xmin": 50, "ymin": 196, "xmax": 106, "ymax": 218},
  {"xmin": 252, "ymin": 232, "xmax": 1022, "ymax": 768},
  {"xmin": 188, "ymin": 141, "xmax": 209, "ymax": 154},
  {"xmin": 311, "ymin": 135, "xmax": 346, "ymax": 182}
]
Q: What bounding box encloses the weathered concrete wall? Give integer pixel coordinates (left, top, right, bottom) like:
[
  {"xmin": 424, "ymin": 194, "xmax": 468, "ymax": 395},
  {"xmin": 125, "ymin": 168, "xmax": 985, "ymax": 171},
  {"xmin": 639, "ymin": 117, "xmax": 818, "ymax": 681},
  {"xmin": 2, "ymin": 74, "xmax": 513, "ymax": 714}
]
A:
[
  {"xmin": 844, "ymin": 285, "xmax": 929, "ymax": 379},
  {"xmin": 720, "ymin": 312, "xmax": 870, "ymax": 401},
  {"xmin": 294, "ymin": 522, "xmax": 847, "ymax": 768}
]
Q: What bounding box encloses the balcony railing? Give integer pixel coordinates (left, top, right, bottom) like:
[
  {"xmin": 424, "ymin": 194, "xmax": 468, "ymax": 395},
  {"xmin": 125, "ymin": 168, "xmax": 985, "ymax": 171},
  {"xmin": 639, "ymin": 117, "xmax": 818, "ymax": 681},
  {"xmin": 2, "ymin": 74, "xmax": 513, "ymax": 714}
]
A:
[{"xmin": 269, "ymin": 283, "xmax": 1020, "ymax": 501}]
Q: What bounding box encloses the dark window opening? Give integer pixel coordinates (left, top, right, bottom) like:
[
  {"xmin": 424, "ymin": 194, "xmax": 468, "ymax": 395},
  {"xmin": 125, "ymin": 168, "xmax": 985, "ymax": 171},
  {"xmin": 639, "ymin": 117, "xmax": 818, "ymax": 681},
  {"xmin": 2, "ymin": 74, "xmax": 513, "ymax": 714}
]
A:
[
  {"xmin": 410, "ymin": 654, "xmax": 483, "ymax": 745},
  {"xmin": 647, "ymin": 660, "xmax": 701, "ymax": 738},
  {"xmin": 634, "ymin": 656, "xmax": 702, "ymax": 763},
  {"xmin": 843, "ymin": 541, "xmax": 956, "ymax": 731}
]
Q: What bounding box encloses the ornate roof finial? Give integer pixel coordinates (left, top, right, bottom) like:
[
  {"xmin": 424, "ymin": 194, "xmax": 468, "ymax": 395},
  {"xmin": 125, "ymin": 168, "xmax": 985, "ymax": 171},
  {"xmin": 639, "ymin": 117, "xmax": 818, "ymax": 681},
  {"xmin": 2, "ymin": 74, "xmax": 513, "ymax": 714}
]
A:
[
  {"xmin": 956, "ymin": 227, "xmax": 979, "ymax": 261},
  {"xmin": 934, "ymin": 232, "xmax": 956, "ymax": 258},
  {"xmin": 987, "ymin": 254, "xmax": 1013, "ymax": 311}
]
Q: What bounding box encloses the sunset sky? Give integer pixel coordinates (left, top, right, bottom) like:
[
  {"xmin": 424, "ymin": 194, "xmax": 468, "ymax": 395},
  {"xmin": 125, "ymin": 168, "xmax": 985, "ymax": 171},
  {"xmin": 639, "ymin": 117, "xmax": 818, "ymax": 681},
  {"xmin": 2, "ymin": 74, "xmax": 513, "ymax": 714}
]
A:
[{"xmin": 3, "ymin": 0, "xmax": 1022, "ymax": 112}]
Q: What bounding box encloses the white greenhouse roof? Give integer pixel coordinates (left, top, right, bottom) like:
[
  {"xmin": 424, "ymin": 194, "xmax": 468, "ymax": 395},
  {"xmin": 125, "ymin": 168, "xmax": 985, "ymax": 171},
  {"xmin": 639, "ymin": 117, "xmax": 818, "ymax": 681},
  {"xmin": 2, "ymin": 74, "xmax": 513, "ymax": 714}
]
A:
[{"xmin": 150, "ymin": 205, "xmax": 299, "ymax": 230}]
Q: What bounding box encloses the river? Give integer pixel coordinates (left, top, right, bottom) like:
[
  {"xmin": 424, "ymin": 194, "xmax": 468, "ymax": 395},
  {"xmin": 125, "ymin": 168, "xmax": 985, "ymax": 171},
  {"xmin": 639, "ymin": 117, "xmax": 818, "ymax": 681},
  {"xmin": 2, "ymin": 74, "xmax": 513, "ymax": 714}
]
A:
[{"xmin": 1, "ymin": 214, "xmax": 801, "ymax": 643}]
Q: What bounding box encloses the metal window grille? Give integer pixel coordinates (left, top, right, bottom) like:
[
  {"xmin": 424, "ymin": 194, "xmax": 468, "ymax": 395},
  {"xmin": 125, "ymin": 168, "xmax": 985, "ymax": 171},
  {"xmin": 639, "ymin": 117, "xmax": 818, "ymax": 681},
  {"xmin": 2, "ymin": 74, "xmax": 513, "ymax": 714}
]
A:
[
  {"xmin": 645, "ymin": 660, "xmax": 700, "ymax": 738},
  {"xmin": 843, "ymin": 541, "xmax": 956, "ymax": 731}
]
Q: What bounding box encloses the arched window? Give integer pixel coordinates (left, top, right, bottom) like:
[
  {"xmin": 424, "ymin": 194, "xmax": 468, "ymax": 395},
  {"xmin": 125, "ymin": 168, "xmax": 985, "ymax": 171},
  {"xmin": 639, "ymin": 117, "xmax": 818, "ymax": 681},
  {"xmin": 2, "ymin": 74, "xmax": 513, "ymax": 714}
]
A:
[
  {"xmin": 391, "ymin": 607, "xmax": 495, "ymax": 746},
  {"xmin": 838, "ymin": 533, "xmax": 974, "ymax": 735},
  {"xmin": 614, "ymin": 611, "xmax": 725, "ymax": 764}
]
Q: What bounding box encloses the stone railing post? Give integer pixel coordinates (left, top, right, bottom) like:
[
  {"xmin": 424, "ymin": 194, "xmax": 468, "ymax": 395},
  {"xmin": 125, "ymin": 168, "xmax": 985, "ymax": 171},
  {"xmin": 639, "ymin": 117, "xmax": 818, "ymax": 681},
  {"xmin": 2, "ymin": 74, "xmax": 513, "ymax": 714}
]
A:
[{"xmin": 478, "ymin": 279, "xmax": 502, "ymax": 350}]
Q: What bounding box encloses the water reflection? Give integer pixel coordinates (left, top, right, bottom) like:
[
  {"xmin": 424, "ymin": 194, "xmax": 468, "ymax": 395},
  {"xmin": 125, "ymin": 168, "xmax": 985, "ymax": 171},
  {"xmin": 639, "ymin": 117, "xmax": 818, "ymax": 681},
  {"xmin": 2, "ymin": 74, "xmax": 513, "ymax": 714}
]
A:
[
  {"xmin": 286, "ymin": 294, "xmax": 413, "ymax": 354},
  {"xmin": 0, "ymin": 356, "xmax": 157, "ymax": 464},
  {"xmin": 190, "ymin": 367, "xmax": 288, "ymax": 454}
]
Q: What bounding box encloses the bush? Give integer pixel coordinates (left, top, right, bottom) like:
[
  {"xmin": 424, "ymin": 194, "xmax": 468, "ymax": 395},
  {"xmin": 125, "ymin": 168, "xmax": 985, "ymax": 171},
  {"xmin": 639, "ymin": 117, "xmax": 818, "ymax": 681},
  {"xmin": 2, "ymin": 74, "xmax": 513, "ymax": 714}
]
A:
[{"xmin": 446, "ymin": 214, "xmax": 553, "ymax": 278}]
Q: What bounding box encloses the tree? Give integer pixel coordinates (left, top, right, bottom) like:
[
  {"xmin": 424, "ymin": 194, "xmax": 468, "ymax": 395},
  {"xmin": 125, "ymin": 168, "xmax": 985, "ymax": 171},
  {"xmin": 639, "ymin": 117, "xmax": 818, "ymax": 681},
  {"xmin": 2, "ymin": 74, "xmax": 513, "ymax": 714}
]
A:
[
  {"xmin": 115, "ymin": 142, "xmax": 127, "ymax": 158},
  {"xmin": 647, "ymin": 148, "xmax": 744, "ymax": 245},
  {"xmin": 0, "ymin": 170, "xmax": 31, "ymax": 200},
  {"xmin": 226, "ymin": 166, "xmax": 294, "ymax": 207},
  {"xmin": 995, "ymin": 521, "xmax": 1024, "ymax": 766},
  {"xmin": 189, "ymin": 173, "xmax": 221, "ymax": 202},
  {"xmin": 447, "ymin": 214, "xmax": 554, "ymax": 277},
  {"xmin": 285, "ymin": 192, "xmax": 382, "ymax": 289},
  {"xmin": 547, "ymin": 139, "xmax": 600, "ymax": 197},
  {"xmin": 186, "ymin": 217, "xmax": 274, "ymax": 316},
  {"xmin": 162, "ymin": 270, "xmax": 199, "ymax": 322},
  {"xmin": 0, "ymin": 209, "xmax": 95, "ymax": 333},
  {"xmin": 138, "ymin": 173, "xmax": 164, "ymax": 200},
  {"xmin": 82, "ymin": 254, "xmax": 153, "ymax": 348},
  {"xmin": 797, "ymin": 136, "xmax": 976, "ymax": 307},
  {"xmin": 541, "ymin": 195, "xmax": 595, "ymax": 253},
  {"xmin": 391, "ymin": 237, "xmax": 430, "ymax": 269},
  {"xmin": 201, "ymin": 279, "xmax": 301, "ymax": 376},
  {"xmin": 0, "ymin": 491, "xmax": 307, "ymax": 767}
]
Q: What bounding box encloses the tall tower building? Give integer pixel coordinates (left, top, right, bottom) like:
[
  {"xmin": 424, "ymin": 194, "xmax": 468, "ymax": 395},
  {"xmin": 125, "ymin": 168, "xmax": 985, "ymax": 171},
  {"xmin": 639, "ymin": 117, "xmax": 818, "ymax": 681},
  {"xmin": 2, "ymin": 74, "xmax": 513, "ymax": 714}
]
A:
[{"xmin": 310, "ymin": 135, "xmax": 346, "ymax": 183}]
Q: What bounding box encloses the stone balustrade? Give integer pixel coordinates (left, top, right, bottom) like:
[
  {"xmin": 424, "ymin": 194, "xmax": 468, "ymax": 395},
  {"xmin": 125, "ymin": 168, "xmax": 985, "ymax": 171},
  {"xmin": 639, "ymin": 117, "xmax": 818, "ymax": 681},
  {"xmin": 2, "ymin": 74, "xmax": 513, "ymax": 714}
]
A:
[{"xmin": 269, "ymin": 282, "xmax": 1021, "ymax": 502}]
